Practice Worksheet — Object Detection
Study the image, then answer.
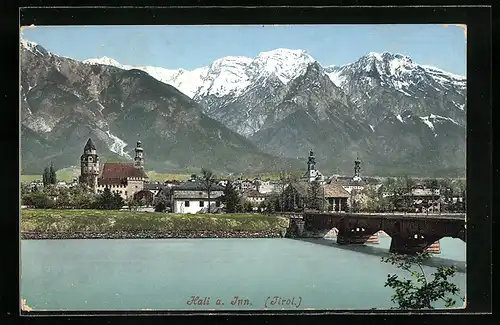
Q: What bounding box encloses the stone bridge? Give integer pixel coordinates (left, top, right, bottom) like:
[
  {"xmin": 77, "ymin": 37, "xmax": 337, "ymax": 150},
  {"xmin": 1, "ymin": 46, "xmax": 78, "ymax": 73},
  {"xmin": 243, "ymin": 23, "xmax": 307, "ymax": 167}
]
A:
[{"xmin": 285, "ymin": 212, "xmax": 466, "ymax": 254}]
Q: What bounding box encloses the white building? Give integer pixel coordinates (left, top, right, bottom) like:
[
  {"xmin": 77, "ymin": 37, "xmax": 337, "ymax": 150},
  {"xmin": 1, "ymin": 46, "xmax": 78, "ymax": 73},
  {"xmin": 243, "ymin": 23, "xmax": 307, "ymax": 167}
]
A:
[
  {"xmin": 258, "ymin": 181, "xmax": 279, "ymax": 194},
  {"xmin": 172, "ymin": 178, "xmax": 225, "ymax": 214},
  {"xmin": 301, "ymin": 150, "xmax": 325, "ymax": 183}
]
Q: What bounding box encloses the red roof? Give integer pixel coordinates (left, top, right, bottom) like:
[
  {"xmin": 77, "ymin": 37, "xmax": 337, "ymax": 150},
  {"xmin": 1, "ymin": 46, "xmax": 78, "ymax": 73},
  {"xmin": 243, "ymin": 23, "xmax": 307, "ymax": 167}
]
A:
[{"xmin": 100, "ymin": 163, "xmax": 148, "ymax": 180}]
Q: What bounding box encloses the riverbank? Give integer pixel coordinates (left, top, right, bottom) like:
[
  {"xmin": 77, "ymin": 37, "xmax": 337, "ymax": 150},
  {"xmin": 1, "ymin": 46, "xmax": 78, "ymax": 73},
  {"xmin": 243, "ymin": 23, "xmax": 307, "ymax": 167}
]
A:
[
  {"xmin": 21, "ymin": 230, "xmax": 283, "ymax": 240},
  {"xmin": 21, "ymin": 209, "xmax": 290, "ymax": 239}
]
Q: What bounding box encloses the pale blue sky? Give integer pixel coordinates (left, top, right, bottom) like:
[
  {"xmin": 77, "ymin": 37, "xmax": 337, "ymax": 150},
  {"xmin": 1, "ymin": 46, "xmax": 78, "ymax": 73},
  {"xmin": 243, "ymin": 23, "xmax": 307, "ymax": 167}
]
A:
[{"xmin": 21, "ymin": 24, "xmax": 467, "ymax": 75}]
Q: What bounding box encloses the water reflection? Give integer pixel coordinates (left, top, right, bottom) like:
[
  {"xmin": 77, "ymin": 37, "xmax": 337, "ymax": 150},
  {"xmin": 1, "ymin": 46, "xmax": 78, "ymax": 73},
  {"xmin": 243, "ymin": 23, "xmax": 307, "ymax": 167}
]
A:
[{"xmin": 292, "ymin": 237, "xmax": 466, "ymax": 273}]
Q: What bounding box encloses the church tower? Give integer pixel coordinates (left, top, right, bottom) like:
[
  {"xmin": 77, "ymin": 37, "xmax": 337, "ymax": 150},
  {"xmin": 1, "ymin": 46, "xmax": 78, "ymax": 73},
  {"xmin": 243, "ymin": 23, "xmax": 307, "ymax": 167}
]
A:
[
  {"xmin": 134, "ymin": 141, "xmax": 144, "ymax": 168},
  {"xmin": 305, "ymin": 149, "xmax": 324, "ymax": 183},
  {"xmin": 353, "ymin": 154, "xmax": 362, "ymax": 182},
  {"xmin": 307, "ymin": 149, "xmax": 316, "ymax": 171},
  {"xmin": 79, "ymin": 138, "xmax": 100, "ymax": 190}
]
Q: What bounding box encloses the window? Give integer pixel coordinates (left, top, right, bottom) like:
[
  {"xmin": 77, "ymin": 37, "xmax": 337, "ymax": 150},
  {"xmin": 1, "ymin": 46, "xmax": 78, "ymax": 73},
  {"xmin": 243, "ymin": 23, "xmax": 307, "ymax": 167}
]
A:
[
  {"xmin": 199, "ymin": 201, "xmax": 204, "ymax": 207},
  {"xmin": 215, "ymin": 201, "xmax": 221, "ymax": 207},
  {"xmin": 125, "ymin": 191, "xmax": 127, "ymax": 196},
  {"xmin": 185, "ymin": 201, "xmax": 190, "ymax": 207}
]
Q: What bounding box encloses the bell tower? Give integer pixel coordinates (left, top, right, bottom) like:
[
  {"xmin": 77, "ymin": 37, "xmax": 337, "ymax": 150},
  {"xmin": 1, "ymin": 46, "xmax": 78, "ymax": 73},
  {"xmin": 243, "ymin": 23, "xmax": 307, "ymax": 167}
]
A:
[
  {"xmin": 134, "ymin": 141, "xmax": 144, "ymax": 168},
  {"xmin": 79, "ymin": 138, "xmax": 100, "ymax": 190},
  {"xmin": 307, "ymin": 149, "xmax": 316, "ymax": 171},
  {"xmin": 353, "ymin": 154, "xmax": 362, "ymax": 182}
]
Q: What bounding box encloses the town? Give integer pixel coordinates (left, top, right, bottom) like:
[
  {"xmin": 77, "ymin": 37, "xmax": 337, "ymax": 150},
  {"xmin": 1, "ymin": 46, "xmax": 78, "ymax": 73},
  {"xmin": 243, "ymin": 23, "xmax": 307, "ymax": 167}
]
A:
[{"xmin": 21, "ymin": 138, "xmax": 466, "ymax": 215}]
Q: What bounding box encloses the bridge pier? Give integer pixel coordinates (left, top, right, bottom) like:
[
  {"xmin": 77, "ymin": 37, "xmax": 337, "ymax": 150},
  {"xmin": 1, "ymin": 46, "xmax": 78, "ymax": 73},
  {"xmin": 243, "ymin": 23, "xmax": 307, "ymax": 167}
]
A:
[{"xmin": 389, "ymin": 235, "xmax": 441, "ymax": 254}]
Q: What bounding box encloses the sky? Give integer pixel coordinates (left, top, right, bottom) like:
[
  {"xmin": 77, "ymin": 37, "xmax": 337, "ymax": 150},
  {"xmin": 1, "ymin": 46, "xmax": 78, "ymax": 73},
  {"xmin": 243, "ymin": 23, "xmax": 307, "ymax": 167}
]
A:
[{"xmin": 20, "ymin": 24, "xmax": 467, "ymax": 75}]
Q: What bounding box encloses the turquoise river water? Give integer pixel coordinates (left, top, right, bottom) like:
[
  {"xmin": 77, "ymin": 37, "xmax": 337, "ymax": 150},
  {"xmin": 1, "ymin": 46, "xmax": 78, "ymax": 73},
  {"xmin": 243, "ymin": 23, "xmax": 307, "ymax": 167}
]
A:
[{"xmin": 20, "ymin": 236, "xmax": 466, "ymax": 311}]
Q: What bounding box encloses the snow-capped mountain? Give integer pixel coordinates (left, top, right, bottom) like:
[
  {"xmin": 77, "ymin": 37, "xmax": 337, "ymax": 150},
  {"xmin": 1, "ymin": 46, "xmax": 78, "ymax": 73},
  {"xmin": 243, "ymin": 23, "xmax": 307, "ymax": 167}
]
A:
[
  {"xmin": 324, "ymin": 51, "xmax": 466, "ymax": 127},
  {"xmin": 23, "ymin": 39, "xmax": 466, "ymax": 176},
  {"xmin": 84, "ymin": 49, "xmax": 316, "ymax": 102},
  {"xmin": 21, "ymin": 40, "xmax": 300, "ymax": 174}
]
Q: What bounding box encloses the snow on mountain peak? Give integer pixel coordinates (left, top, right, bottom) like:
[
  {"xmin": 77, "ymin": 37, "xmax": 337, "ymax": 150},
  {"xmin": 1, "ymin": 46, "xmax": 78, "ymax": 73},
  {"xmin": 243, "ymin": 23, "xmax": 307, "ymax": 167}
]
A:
[
  {"xmin": 20, "ymin": 39, "xmax": 50, "ymax": 57},
  {"xmin": 84, "ymin": 56, "xmax": 123, "ymax": 68},
  {"xmin": 20, "ymin": 39, "xmax": 37, "ymax": 48},
  {"xmin": 251, "ymin": 48, "xmax": 316, "ymax": 84}
]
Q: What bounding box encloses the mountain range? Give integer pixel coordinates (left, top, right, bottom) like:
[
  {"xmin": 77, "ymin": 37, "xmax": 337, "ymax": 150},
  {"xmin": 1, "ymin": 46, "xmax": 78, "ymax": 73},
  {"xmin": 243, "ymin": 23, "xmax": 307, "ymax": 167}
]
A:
[{"xmin": 20, "ymin": 40, "xmax": 466, "ymax": 177}]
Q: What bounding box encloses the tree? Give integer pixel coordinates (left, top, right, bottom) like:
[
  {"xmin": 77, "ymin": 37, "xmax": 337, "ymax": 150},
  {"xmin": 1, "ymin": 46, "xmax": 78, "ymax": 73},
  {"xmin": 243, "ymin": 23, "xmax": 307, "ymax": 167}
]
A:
[
  {"xmin": 54, "ymin": 186, "xmax": 71, "ymax": 209},
  {"xmin": 307, "ymin": 180, "xmax": 322, "ymax": 210},
  {"xmin": 69, "ymin": 184, "xmax": 96, "ymax": 209},
  {"xmin": 153, "ymin": 188, "xmax": 171, "ymax": 212},
  {"xmin": 243, "ymin": 200, "xmax": 254, "ymax": 213},
  {"xmin": 403, "ymin": 175, "xmax": 415, "ymax": 213},
  {"xmin": 22, "ymin": 191, "xmax": 54, "ymax": 209},
  {"xmin": 42, "ymin": 167, "xmax": 50, "ymax": 187},
  {"xmin": 112, "ymin": 192, "xmax": 125, "ymax": 209},
  {"xmin": 127, "ymin": 197, "xmax": 140, "ymax": 211},
  {"xmin": 220, "ymin": 181, "xmax": 242, "ymax": 213},
  {"xmin": 381, "ymin": 252, "xmax": 464, "ymax": 309},
  {"xmin": 49, "ymin": 162, "xmax": 57, "ymax": 185},
  {"xmin": 201, "ymin": 168, "xmax": 216, "ymax": 213},
  {"xmin": 155, "ymin": 201, "xmax": 166, "ymax": 212},
  {"xmin": 95, "ymin": 187, "xmax": 120, "ymax": 210},
  {"xmin": 278, "ymin": 170, "xmax": 288, "ymax": 212}
]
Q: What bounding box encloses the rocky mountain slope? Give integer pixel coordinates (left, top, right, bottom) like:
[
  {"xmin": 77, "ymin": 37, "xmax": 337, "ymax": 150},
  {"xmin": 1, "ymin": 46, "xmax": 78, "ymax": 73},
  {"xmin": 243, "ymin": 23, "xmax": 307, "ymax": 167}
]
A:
[
  {"xmin": 22, "ymin": 41, "xmax": 466, "ymax": 177},
  {"xmin": 20, "ymin": 40, "xmax": 301, "ymax": 175}
]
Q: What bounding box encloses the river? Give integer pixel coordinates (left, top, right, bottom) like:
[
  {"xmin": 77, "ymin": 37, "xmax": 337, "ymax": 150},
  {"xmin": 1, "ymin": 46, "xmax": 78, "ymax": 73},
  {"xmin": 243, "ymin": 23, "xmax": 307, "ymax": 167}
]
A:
[{"xmin": 20, "ymin": 236, "xmax": 466, "ymax": 311}]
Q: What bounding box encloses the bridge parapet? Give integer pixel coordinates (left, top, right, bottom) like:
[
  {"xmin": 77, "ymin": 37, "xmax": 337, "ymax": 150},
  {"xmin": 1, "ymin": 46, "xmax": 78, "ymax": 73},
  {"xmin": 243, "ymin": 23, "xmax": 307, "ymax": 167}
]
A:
[{"xmin": 288, "ymin": 212, "xmax": 466, "ymax": 254}]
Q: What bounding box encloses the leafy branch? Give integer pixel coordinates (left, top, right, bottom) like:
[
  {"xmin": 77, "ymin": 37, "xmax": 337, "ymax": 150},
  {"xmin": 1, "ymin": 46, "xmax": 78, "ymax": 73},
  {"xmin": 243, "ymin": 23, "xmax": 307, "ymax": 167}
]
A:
[{"xmin": 382, "ymin": 252, "xmax": 464, "ymax": 309}]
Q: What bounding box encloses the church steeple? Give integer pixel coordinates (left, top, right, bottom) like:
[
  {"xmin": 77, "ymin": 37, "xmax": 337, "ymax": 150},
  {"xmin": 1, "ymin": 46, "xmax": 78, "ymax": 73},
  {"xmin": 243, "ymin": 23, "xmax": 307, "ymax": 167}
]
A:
[
  {"xmin": 84, "ymin": 138, "xmax": 96, "ymax": 153},
  {"xmin": 353, "ymin": 154, "xmax": 362, "ymax": 181},
  {"xmin": 134, "ymin": 141, "xmax": 144, "ymax": 168},
  {"xmin": 79, "ymin": 138, "xmax": 99, "ymax": 190},
  {"xmin": 307, "ymin": 149, "xmax": 316, "ymax": 171}
]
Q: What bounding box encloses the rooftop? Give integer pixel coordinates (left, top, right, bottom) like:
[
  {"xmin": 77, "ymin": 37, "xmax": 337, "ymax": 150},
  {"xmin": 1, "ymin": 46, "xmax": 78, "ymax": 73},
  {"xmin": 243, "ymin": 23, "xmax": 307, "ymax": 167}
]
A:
[{"xmin": 100, "ymin": 162, "xmax": 148, "ymax": 180}]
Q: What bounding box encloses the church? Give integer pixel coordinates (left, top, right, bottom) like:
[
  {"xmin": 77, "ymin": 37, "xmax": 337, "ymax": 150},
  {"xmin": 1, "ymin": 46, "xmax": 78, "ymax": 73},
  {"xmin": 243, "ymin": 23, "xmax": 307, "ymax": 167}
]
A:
[
  {"xmin": 301, "ymin": 149, "xmax": 325, "ymax": 183},
  {"xmin": 79, "ymin": 138, "xmax": 148, "ymax": 200}
]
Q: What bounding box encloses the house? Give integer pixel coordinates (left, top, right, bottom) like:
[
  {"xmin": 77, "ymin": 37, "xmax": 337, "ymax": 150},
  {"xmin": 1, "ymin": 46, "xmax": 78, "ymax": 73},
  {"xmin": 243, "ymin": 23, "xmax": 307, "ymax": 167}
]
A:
[
  {"xmin": 171, "ymin": 177, "xmax": 225, "ymax": 214},
  {"xmin": 242, "ymin": 189, "xmax": 269, "ymax": 205},
  {"xmin": 258, "ymin": 180, "xmax": 279, "ymax": 194},
  {"xmin": 405, "ymin": 185, "xmax": 441, "ymax": 213},
  {"xmin": 234, "ymin": 178, "xmax": 258, "ymax": 193},
  {"xmin": 323, "ymin": 183, "xmax": 350, "ymax": 212},
  {"xmin": 143, "ymin": 183, "xmax": 166, "ymax": 197},
  {"xmin": 281, "ymin": 181, "xmax": 349, "ymax": 212},
  {"xmin": 79, "ymin": 138, "xmax": 148, "ymax": 201}
]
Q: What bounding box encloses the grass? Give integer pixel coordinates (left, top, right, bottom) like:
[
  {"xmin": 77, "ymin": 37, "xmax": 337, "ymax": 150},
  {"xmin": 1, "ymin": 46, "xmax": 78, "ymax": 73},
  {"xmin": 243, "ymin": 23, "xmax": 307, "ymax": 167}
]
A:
[{"xmin": 20, "ymin": 209, "xmax": 290, "ymax": 233}]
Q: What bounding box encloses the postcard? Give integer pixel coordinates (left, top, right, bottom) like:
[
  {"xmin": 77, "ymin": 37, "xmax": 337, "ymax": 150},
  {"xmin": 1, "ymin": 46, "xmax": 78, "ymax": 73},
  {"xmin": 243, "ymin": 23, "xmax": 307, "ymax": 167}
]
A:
[{"xmin": 20, "ymin": 23, "xmax": 467, "ymax": 312}]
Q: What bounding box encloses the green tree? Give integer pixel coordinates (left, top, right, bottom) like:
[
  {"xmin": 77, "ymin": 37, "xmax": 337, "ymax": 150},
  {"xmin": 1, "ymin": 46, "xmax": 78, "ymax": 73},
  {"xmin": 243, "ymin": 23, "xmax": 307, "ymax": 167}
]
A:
[
  {"xmin": 201, "ymin": 168, "xmax": 216, "ymax": 213},
  {"xmin": 243, "ymin": 200, "xmax": 254, "ymax": 212},
  {"xmin": 155, "ymin": 201, "xmax": 166, "ymax": 212},
  {"xmin": 42, "ymin": 167, "xmax": 50, "ymax": 187},
  {"xmin": 382, "ymin": 252, "xmax": 464, "ymax": 309},
  {"xmin": 307, "ymin": 180, "xmax": 322, "ymax": 210},
  {"xmin": 221, "ymin": 181, "xmax": 242, "ymax": 213},
  {"xmin": 49, "ymin": 162, "xmax": 57, "ymax": 185},
  {"xmin": 95, "ymin": 188, "xmax": 117, "ymax": 210},
  {"xmin": 153, "ymin": 189, "xmax": 171, "ymax": 212},
  {"xmin": 69, "ymin": 184, "xmax": 96, "ymax": 209},
  {"xmin": 54, "ymin": 186, "xmax": 71, "ymax": 209},
  {"xmin": 127, "ymin": 197, "xmax": 140, "ymax": 211},
  {"xmin": 278, "ymin": 170, "xmax": 288, "ymax": 212},
  {"xmin": 112, "ymin": 192, "xmax": 125, "ymax": 209},
  {"xmin": 22, "ymin": 191, "xmax": 54, "ymax": 209}
]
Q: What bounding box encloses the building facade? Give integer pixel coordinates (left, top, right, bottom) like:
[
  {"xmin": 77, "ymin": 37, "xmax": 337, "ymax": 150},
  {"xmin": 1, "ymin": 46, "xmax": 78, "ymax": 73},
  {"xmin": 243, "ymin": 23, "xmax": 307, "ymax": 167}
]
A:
[
  {"xmin": 79, "ymin": 138, "xmax": 148, "ymax": 200},
  {"xmin": 171, "ymin": 178, "xmax": 225, "ymax": 214},
  {"xmin": 302, "ymin": 150, "xmax": 325, "ymax": 183}
]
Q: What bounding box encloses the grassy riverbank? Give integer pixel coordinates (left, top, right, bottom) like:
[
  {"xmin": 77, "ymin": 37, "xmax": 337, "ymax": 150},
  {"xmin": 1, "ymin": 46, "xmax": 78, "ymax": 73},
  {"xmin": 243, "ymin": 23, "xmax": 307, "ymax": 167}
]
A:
[{"xmin": 20, "ymin": 209, "xmax": 289, "ymax": 236}]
